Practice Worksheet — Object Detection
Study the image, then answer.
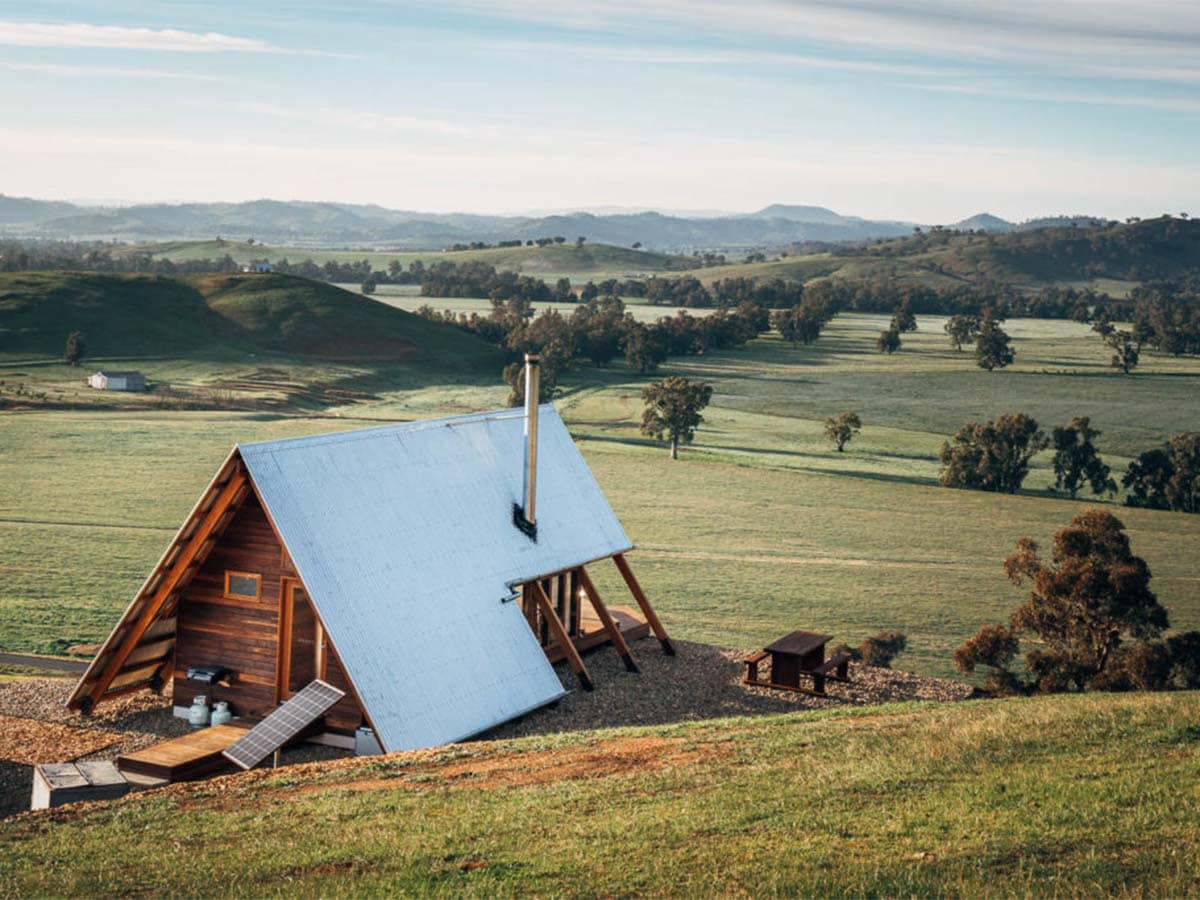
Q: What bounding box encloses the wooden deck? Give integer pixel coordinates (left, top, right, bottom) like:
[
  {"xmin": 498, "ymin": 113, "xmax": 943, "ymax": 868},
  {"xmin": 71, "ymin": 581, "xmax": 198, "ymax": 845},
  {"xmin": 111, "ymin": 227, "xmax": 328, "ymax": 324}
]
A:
[
  {"xmin": 543, "ymin": 604, "xmax": 650, "ymax": 664},
  {"xmin": 116, "ymin": 722, "xmax": 251, "ymax": 782}
]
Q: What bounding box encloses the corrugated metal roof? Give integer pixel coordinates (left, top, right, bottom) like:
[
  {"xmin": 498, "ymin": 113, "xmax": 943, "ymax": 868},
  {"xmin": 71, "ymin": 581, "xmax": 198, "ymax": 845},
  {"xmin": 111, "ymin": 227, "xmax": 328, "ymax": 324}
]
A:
[{"xmin": 238, "ymin": 404, "xmax": 631, "ymax": 752}]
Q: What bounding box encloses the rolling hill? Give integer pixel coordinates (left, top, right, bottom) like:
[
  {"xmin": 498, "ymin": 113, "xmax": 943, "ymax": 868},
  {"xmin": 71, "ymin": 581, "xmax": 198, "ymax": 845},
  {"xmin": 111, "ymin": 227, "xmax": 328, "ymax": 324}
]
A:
[
  {"xmin": 1, "ymin": 195, "xmax": 917, "ymax": 249},
  {"xmin": 0, "ymin": 271, "xmax": 502, "ymax": 367},
  {"xmin": 1, "ymin": 693, "xmax": 1197, "ymax": 895},
  {"xmin": 132, "ymin": 239, "xmax": 695, "ymax": 276},
  {"xmin": 735, "ymin": 215, "xmax": 1200, "ymax": 293}
]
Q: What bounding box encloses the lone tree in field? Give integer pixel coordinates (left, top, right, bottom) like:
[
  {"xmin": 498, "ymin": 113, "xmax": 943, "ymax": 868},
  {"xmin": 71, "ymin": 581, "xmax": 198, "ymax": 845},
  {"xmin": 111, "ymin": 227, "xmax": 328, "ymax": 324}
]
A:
[
  {"xmin": 944, "ymin": 314, "xmax": 979, "ymax": 351},
  {"xmin": 824, "ymin": 411, "xmax": 862, "ymax": 452},
  {"xmin": 64, "ymin": 331, "xmax": 86, "ymax": 367},
  {"xmin": 1123, "ymin": 433, "xmax": 1200, "ymax": 513},
  {"xmin": 1051, "ymin": 416, "xmax": 1116, "ymax": 499},
  {"xmin": 938, "ymin": 413, "xmax": 1047, "ymax": 493},
  {"xmin": 974, "ymin": 310, "xmax": 1014, "ymax": 371},
  {"xmin": 954, "ymin": 509, "xmax": 1171, "ymax": 694},
  {"xmin": 1106, "ymin": 330, "xmax": 1140, "ymax": 374},
  {"xmin": 361, "ymin": 274, "xmax": 377, "ymax": 295},
  {"xmin": 891, "ymin": 298, "xmax": 917, "ymax": 333},
  {"xmin": 876, "ymin": 327, "xmax": 901, "ymax": 354},
  {"xmin": 641, "ymin": 376, "xmax": 713, "ymax": 460}
]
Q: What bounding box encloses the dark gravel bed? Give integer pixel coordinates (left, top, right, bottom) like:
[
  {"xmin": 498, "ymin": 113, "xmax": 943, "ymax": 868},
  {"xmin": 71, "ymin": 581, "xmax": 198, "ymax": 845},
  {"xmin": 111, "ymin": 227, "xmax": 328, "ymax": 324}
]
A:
[{"xmin": 483, "ymin": 637, "xmax": 974, "ymax": 740}]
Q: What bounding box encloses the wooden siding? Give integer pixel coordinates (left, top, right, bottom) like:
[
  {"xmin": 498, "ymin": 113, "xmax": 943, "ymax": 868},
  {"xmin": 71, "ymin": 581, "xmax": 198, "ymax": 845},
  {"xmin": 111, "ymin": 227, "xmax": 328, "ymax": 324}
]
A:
[{"xmin": 171, "ymin": 495, "xmax": 363, "ymax": 733}]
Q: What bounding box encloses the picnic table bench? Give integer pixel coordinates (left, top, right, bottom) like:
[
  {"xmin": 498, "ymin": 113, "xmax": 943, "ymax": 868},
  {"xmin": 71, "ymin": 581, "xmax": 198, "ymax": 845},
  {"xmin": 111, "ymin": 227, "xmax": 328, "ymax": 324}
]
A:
[{"xmin": 743, "ymin": 629, "xmax": 851, "ymax": 696}]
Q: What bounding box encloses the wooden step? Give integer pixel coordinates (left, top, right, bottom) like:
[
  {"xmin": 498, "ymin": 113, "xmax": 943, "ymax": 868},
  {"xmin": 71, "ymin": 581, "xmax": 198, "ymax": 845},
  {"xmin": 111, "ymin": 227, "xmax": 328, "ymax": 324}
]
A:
[{"xmin": 116, "ymin": 723, "xmax": 251, "ymax": 783}]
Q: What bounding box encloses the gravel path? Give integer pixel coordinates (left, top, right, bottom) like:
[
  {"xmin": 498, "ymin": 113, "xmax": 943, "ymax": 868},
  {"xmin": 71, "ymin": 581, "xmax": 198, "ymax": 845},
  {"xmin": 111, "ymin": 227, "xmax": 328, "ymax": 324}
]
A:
[
  {"xmin": 483, "ymin": 638, "xmax": 973, "ymax": 741},
  {"xmin": 1, "ymin": 638, "xmax": 973, "ymax": 817}
]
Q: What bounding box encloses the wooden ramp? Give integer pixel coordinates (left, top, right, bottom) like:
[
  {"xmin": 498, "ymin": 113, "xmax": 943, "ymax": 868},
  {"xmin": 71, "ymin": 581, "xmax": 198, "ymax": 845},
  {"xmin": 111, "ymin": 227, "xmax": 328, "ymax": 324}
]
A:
[
  {"xmin": 544, "ymin": 604, "xmax": 650, "ymax": 665},
  {"xmin": 116, "ymin": 723, "xmax": 251, "ymax": 783}
]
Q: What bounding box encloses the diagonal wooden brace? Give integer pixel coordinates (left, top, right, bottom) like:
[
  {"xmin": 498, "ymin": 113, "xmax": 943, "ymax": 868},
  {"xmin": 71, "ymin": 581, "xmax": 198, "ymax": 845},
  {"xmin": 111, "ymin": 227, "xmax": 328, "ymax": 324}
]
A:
[
  {"xmin": 82, "ymin": 470, "xmax": 248, "ymax": 710},
  {"xmin": 577, "ymin": 566, "xmax": 638, "ymax": 672},
  {"xmin": 613, "ymin": 553, "xmax": 674, "ymax": 655},
  {"xmin": 531, "ymin": 580, "xmax": 593, "ymax": 691}
]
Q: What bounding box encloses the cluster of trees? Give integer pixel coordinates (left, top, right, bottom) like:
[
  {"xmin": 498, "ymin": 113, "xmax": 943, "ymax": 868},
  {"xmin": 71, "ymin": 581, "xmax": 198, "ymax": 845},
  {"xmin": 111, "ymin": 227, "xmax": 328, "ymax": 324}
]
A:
[
  {"xmin": 932, "ymin": 309, "xmax": 1016, "ymax": 369},
  {"xmin": 938, "ymin": 413, "xmax": 1200, "ymax": 512},
  {"xmin": 1123, "ymin": 433, "xmax": 1200, "ymax": 512},
  {"xmin": 446, "ymin": 239, "xmax": 527, "ymax": 251},
  {"xmin": 446, "ymin": 236, "xmax": 587, "ymax": 251},
  {"xmin": 874, "ymin": 298, "xmax": 918, "ymax": 353},
  {"xmin": 1129, "ymin": 275, "xmax": 1200, "ymax": 357},
  {"xmin": 416, "ymin": 294, "xmax": 772, "ymax": 404},
  {"xmin": 417, "ymin": 261, "xmax": 565, "ymax": 303},
  {"xmin": 954, "ymin": 510, "xmax": 1199, "ymax": 694},
  {"xmin": 773, "ymin": 292, "xmax": 838, "ymax": 347},
  {"xmin": 636, "ymin": 275, "xmax": 809, "ymax": 309}
]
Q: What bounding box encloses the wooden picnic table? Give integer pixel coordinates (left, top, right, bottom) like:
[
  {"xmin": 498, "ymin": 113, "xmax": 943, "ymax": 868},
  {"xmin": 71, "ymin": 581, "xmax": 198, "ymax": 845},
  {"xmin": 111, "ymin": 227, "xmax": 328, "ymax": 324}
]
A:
[{"xmin": 744, "ymin": 629, "xmax": 851, "ymax": 696}]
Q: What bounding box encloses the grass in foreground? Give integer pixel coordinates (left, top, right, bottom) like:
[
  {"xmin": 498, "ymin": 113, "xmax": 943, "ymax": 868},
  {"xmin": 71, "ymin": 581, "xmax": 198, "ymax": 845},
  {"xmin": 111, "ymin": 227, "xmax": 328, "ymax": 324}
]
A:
[{"xmin": 2, "ymin": 692, "xmax": 1197, "ymax": 896}]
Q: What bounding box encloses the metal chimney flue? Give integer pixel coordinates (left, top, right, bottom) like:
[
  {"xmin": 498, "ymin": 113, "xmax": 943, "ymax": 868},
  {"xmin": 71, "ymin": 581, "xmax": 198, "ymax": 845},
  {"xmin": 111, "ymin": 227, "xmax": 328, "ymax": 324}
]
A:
[{"xmin": 514, "ymin": 353, "xmax": 539, "ymax": 540}]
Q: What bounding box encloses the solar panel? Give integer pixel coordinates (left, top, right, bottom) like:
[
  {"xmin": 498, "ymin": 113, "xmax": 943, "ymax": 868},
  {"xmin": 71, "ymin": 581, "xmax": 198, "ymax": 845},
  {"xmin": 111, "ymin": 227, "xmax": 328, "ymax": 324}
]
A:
[{"xmin": 222, "ymin": 680, "xmax": 346, "ymax": 770}]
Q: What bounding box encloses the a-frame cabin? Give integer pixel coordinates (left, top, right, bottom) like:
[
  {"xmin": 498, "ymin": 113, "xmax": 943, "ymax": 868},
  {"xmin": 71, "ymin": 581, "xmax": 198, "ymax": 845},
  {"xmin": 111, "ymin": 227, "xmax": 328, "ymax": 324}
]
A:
[{"xmin": 68, "ymin": 357, "xmax": 671, "ymax": 753}]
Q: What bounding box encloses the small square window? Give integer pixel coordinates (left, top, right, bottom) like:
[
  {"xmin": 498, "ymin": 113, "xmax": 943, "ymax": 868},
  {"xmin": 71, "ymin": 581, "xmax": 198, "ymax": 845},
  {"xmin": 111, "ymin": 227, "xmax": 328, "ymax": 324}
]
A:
[{"xmin": 224, "ymin": 571, "xmax": 261, "ymax": 599}]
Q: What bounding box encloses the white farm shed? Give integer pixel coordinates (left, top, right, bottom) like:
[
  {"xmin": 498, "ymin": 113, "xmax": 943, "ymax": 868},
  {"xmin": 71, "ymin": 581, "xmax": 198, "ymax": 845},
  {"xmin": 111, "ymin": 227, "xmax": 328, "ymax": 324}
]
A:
[{"xmin": 87, "ymin": 371, "xmax": 146, "ymax": 392}]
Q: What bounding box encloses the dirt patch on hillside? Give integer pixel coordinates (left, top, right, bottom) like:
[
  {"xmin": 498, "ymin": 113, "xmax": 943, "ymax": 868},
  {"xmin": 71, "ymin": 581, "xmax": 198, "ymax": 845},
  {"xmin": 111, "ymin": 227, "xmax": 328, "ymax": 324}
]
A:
[
  {"xmin": 0, "ymin": 715, "xmax": 121, "ymax": 766},
  {"xmin": 295, "ymin": 734, "xmax": 723, "ymax": 799}
]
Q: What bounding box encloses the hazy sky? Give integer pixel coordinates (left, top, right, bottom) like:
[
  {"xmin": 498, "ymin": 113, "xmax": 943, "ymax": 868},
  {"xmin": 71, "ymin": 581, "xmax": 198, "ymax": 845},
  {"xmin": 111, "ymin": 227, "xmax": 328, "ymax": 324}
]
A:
[{"xmin": 2, "ymin": 1, "xmax": 1198, "ymax": 222}]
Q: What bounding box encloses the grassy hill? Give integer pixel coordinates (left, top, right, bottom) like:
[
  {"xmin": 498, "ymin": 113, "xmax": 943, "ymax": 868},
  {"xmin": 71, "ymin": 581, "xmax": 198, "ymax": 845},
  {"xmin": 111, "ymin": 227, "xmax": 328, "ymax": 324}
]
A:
[
  {"xmin": 0, "ymin": 271, "xmax": 505, "ymax": 415},
  {"xmin": 0, "ymin": 271, "xmax": 504, "ymax": 365},
  {"xmin": 2, "ymin": 692, "xmax": 1198, "ymax": 895},
  {"xmin": 133, "ymin": 240, "xmax": 693, "ymax": 276},
  {"xmin": 694, "ymin": 216, "xmax": 1200, "ymax": 295}
]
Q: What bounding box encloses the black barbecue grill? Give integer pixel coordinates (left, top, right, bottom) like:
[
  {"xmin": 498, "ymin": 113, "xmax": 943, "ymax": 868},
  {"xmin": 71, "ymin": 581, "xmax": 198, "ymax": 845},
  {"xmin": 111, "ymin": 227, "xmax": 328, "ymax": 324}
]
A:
[{"xmin": 186, "ymin": 665, "xmax": 232, "ymax": 685}]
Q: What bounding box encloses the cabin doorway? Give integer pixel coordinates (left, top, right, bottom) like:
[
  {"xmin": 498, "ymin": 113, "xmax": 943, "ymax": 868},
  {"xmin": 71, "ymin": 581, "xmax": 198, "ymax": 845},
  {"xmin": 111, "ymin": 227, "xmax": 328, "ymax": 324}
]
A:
[{"xmin": 278, "ymin": 579, "xmax": 326, "ymax": 701}]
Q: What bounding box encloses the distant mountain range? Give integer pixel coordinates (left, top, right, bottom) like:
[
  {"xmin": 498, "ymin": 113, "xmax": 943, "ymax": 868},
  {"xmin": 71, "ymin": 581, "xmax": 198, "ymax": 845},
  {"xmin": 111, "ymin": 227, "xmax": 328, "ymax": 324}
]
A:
[{"xmin": 0, "ymin": 193, "xmax": 1110, "ymax": 250}]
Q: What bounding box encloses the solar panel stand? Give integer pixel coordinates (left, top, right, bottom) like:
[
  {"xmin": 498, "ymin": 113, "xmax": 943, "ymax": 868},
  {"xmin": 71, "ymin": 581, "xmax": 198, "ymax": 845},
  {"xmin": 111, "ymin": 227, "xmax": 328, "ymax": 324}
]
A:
[{"xmin": 222, "ymin": 679, "xmax": 346, "ymax": 771}]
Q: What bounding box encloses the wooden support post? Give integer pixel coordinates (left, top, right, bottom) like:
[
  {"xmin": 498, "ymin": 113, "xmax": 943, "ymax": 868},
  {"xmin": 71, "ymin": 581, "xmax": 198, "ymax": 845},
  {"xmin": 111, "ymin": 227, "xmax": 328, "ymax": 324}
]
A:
[
  {"xmin": 613, "ymin": 553, "xmax": 674, "ymax": 655},
  {"xmin": 81, "ymin": 470, "xmax": 249, "ymax": 710},
  {"xmin": 577, "ymin": 567, "xmax": 638, "ymax": 672},
  {"xmin": 531, "ymin": 581, "xmax": 593, "ymax": 691}
]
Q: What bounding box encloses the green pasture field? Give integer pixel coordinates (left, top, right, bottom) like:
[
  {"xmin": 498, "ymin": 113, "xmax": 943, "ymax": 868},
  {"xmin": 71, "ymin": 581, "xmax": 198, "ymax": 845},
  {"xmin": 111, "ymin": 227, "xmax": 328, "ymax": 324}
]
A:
[
  {"xmin": 2, "ymin": 312, "xmax": 1198, "ymax": 677},
  {"xmin": 3, "ymin": 692, "xmax": 1198, "ymax": 896},
  {"xmin": 136, "ymin": 239, "xmax": 690, "ymax": 277}
]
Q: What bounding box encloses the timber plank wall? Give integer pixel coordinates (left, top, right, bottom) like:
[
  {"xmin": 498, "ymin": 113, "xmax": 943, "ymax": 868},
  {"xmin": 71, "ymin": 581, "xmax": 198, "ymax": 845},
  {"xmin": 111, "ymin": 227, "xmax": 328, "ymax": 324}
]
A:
[{"xmin": 171, "ymin": 494, "xmax": 364, "ymax": 733}]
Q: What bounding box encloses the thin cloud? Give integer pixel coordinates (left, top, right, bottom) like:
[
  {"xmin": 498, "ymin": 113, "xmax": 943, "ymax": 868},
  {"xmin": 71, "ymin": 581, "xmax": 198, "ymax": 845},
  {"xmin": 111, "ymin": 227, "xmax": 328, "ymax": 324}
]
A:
[
  {"xmin": 0, "ymin": 20, "xmax": 301, "ymax": 53},
  {"xmin": 430, "ymin": 0, "xmax": 1200, "ymax": 84},
  {"xmin": 487, "ymin": 37, "xmax": 948, "ymax": 78},
  {"xmin": 1, "ymin": 61, "xmax": 233, "ymax": 83},
  {"xmin": 230, "ymin": 101, "xmax": 509, "ymax": 141},
  {"xmin": 906, "ymin": 81, "xmax": 1200, "ymax": 116}
]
